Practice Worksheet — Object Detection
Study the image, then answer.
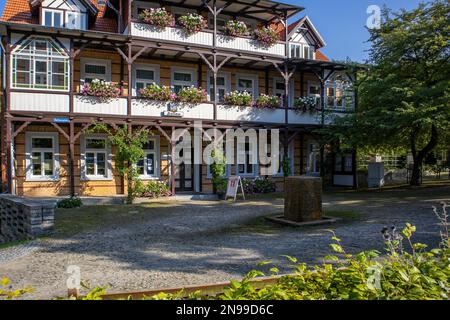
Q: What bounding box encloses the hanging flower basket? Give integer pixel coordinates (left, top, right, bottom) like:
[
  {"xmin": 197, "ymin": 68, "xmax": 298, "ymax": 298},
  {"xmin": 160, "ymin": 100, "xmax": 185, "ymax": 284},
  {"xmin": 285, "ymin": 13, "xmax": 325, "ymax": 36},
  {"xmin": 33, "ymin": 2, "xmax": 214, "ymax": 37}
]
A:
[
  {"xmin": 178, "ymin": 13, "xmax": 208, "ymax": 35},
  {"xmin": 224, "ymin": 91, "xmax": 253, "ymax": 107},
  {"xmin": 253, "ymin": 26, "xmax": 279, "ymax": 47},
  {"xmin": 225, "ymin": 20, "xmax": 248, "ymax": 37},
  {"xmin": 177, "ymin": 86, "xmax": 208, "ymax": 104},
  {"xmin": 294, "ymin": 96, "xmax": 319, "ymax": 113},
  {"xmin": 254, "ymin": 94, "xmax": 281, "ymax": 109},
  {"xmin": 139, "ymin": 84, "xmax": 177, "ymax": 101},
  {"xmin": 138, "ymin": 8, "xmax": 175, "ymax": 30},
  {"xmin": 81, "ymin": 79, "xmax": 120, "ymax": 102}
]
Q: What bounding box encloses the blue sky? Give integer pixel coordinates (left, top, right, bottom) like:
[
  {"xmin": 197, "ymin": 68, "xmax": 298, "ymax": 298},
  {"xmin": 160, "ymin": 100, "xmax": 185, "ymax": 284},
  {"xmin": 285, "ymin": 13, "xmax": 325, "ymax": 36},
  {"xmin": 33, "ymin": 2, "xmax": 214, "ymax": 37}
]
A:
[{"xmin": 0, "ymin": 0, "xmax": 424, "ymax": 62}]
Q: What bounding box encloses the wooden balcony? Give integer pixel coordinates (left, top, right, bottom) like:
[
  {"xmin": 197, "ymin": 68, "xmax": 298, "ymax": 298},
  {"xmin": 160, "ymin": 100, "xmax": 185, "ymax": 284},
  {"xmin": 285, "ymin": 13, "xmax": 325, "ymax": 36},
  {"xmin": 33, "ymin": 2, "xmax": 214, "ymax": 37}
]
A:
[
  {"xmin": 10, "ymin": 92, "xmax": 330, "ymax": 126},
  {"xmin": 130, "ymin": 22, "xmax": 286, "ymax": 57}
]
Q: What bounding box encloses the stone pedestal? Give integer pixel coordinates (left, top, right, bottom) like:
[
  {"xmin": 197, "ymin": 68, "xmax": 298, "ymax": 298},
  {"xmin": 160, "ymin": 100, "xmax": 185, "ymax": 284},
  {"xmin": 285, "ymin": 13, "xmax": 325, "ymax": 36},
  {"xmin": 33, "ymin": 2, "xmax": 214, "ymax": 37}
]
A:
[{"xmin": 284, "ymin": 176, "xmax": 322, "ymax": 222}]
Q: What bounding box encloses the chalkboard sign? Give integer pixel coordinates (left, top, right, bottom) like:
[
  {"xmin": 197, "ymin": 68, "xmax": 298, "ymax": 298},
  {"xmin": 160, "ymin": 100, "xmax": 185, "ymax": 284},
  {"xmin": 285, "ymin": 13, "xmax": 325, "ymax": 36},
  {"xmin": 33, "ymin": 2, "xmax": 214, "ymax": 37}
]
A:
[{"xmin": 225, "ymin": 176, "xmax": 245, "ymax": 201}]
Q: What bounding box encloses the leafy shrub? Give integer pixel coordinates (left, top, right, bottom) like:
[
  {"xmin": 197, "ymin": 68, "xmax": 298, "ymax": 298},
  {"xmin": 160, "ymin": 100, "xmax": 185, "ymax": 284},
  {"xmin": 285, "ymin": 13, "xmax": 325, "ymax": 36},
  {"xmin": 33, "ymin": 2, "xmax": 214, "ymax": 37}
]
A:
[
  {"xmin": 210, "ymin": 149, "xmax": 227, "ymax": 195},
  {"xmin": 133, "ymin": 180, "xmax": 172, "ymax": 198},
  {"xmin": 81, "ymin": 79, "xmax": 120, "ymax": 102},
  {"xmin": 225, "ymin": 20, "xmax": 248, "ymax": 37},
  {"xmin": 255, "ymin": 94, "xmax": 280, "ymax": 109},
  {"xmin": 281, "ymin": 157, "xmax": 291, "ymax": 177},
  {"xmin": 242, "ymin": 177, "xmax": 276, "ymax": 194},
  {"xmin": 57, "ymin": 197, "xmax": 83, "ymax": 209},
  {"xmin": 253, "ymin": 26, "xmax": 279, "ymax": 47},
  {"xmin": 177, "ymin": 86, "xmax": 208, "ymax": 103},
  {"xmin": 138, "ymin": 8, "xmax": 174, "ymax": 29},
  {"xmin": 139, "ymin": 84, "xmax": 177, "ymax": 101},
  {"xmin": 178, "ymin": 13, "xmax": 207, "ymax": 35},
  {"xmin": 0, "ymin": 277, "xmax": 33, "ymax": 300},
  {"xmin": 224, "ymin": 91, "xmax": 253, "ymax": 107},
  {"xmin": 294, "ymin": 96, "xmax": 319, "ymax": 113}
]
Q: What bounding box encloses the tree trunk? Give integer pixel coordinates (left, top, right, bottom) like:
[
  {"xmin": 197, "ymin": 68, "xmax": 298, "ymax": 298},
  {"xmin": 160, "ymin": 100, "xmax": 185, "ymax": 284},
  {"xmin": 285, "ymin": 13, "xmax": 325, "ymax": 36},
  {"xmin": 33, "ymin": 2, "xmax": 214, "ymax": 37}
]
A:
[{"xmin": 410, "ymin": 125, "xmax": 439, "ymax": 186}]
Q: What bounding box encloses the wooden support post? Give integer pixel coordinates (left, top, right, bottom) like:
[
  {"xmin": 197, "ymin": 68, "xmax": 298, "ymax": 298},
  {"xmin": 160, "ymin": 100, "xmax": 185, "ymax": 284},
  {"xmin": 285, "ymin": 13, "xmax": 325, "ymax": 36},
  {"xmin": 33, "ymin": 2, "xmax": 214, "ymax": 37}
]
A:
[
  {"xmin": 265, "ymin": 67, "xmax": 269, "ymax": 95},
  {"xmin": 69, "ymin": 39, "xmax": 74, "ymax": 113},
  {"xmin": 69, "ymin": 121, "xmax": 75, "ymax": 197},
  {"xmin": 171, "ymin": 126, "xmax": 176, "ymax": 196},
  {"xmin": 300, "ymin": 134, "xmax": 304, "ymax": 175},
  {"xmin": 5, "ymin": 118, "xmax": 12, "ymax": 194},
  {"xmin": 127, "ymin": 43, "xmax": 132, "ymax": 117}
]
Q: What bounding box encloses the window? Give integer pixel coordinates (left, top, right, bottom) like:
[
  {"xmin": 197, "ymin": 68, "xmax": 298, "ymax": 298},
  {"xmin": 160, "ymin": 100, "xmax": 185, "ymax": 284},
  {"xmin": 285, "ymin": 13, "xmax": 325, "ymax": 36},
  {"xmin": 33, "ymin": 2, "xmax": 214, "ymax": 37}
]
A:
[
  {"xmin": 273, "ymin": 78, "xmax": 294, "ymax": 107},
  {"xmin": 308, "ymin": 82, "xmax": 321, "ymax": 108},
  {"xmin": 133, "ymin": 64, "xmax": 159, "ymax": 96},
  {"xmin": 80, "ymin": 58, "xmax": 111, "ymax": 84},
  {"xmin": 11, "ymin": 37, "xmax": 69, "ymax": 91},
  {"xmin": 65, "ymin": 11, "xmax": 86, "ymax": 30},
  {"xmin": 307, "ymin": 143, "xmax": 320, "ymax": 176},
  {"xmin": 137, "ymin": 138, "xmax": 160, "ymax": 179},
  {"xmin": 81, "ymin": 135, "xmax": 111, "ymax": 180},
  {"xmin": 43, "ymin": 9, "xmax": 63, "ymax": 28},
  {"xmin": 289, "ymin": 44, "xmax": 315, "ymax": 59},
  {"xmin": 26, "ymin": 132, "xmax": 59, "ymax": 181},
  {"xmin": 208, "ymin": 73, "xmax": 230, "ymax": 102},
  {"xmin": 237, "ymin": 140, "xmax": 257, "ymax": 176},
  {"xmin": 236, "ymin": 75, "xmax": 258, "ymax": 98},
  {"xmin": 335, "ymin": 153, "xmax": 354, "ymax": 174},
  {"xmin": 208, "ymin": 15, "xmax": 227, "ymax": 31},
  {"xmin": 171, "ymin": 68, "xmax": 196, "ymax": 94},
  {"xmin": 325, "ymin": 73, "xmax": 355, "ymax": 111}
]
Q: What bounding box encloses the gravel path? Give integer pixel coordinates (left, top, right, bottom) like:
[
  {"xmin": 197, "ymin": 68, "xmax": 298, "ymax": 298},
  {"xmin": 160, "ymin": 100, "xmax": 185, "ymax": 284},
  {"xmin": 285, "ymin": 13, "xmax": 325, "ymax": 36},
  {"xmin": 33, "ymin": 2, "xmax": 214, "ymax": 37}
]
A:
[{"xmin": 0, "ymin": 186, "xmax": 448, "ymax": 299}]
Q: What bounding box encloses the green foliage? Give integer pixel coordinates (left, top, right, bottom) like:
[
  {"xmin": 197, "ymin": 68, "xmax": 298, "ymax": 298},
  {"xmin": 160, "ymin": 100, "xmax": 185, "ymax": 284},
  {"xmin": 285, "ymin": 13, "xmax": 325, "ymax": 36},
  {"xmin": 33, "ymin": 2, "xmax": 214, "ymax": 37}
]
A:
[
  {"xmin": 254, "ymin": 94, "xmax": 281, "ymax": 109},
  {"xmin": 0, "ymin": 278, "xmax": 33, "ymax": 300},
  {"xmin": 281, "ymin": 157, "xmax": 291, "ymax": 177},
  {"xmin": 139, "ymin": 84, "xmax": 176, "ymax": 101},
  {"xmin": 210, "ymin": 149, "xmax": 228, "ymax": 195},
  {"xmin": 322, "ymin": 0, "xmax": 450, "ymax": 186},
  {"xmin": 224, "ymin": 91, "xmax": 253, "ymax": 107},
  {"xmin": 133, "ymin": 180, "xmax": 172, "ymax": 198},
  {"xmin": 178, "ymin": 13, "xmax": 207, "ymax": 35},
  {"xmin": 56, "ymin": 197, "xmax": 83, "ymax": 209},
  {"xmin": 87, "ymin": 124, "xmax": 149, "ymax": 204}
]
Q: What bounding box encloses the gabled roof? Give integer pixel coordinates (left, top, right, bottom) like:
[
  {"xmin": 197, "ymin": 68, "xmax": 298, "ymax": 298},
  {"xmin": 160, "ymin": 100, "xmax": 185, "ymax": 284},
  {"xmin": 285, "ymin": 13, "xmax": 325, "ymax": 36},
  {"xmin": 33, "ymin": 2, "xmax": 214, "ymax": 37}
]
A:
[
  {"xmin": 281, "ymin": 16, "xmax": 326, "ymax": 48},
  {"xmin": 1, "ymin": 0, "xmax": 116, "ymax": 32},
  {"xmin": 29, "ymin": 0, "xmax": 98, "ymax": 16}
]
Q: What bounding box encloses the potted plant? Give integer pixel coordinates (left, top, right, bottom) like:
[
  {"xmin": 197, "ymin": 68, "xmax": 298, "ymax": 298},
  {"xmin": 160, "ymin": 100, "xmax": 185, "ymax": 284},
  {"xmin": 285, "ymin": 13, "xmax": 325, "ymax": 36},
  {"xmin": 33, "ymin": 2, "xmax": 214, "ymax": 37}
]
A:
[
  {"xmin": 254, "ymin": 94, "xmax": 280, "ymax": 109},
  {"xmin": 177, "ymin": 86, "xmax": 208, "ymax": 103},
  {"xmin": 81, "ymin": 79, "xmax": 120, "ymax": 102},
  {"xmin": 225, "ymin": 20, "xmax": 248, "ymax": 37},
  {"xmin": 224, "ymin": 91, "xmax": 253, "ymax": 107},
  {"xmin": 138, "ymin": 8, "xmax": 175, "ymax": 30},
  {"xmin": 178, "ymin": 13, "xmax": 207, "ymax": 35},
  {"xmin": 139, "ymin": 84, "xmax": 177, "ymax": 101},
  {"xmin": 294, "ymin": 96, "xmax": 319, "ymax": 113},
  {"xmin": 253, "ymin": 26, "xmax": 279, "ymax": 47}
]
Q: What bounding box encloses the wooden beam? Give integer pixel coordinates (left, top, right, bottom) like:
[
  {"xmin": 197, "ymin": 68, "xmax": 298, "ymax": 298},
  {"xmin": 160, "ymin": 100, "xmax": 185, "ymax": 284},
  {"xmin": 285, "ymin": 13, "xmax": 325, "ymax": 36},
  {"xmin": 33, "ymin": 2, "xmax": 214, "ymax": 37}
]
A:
[{"xmin": 13, "ymin": 121, "xmax": 30, "ymax": 138}]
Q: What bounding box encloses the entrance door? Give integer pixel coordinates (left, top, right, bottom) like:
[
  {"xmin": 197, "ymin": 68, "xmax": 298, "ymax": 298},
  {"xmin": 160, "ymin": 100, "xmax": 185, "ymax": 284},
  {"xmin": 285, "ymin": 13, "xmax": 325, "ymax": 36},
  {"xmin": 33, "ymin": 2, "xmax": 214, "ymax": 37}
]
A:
[{"xmin": 175, "ymin": 148, "xmax": 194, "ymax": 192}]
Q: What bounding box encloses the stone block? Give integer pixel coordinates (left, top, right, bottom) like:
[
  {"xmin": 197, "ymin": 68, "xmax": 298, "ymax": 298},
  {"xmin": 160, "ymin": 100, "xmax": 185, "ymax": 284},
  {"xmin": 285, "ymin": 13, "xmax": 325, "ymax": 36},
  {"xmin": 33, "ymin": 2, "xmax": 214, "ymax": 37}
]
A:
[{"xmin": 284, "ymin": 176, "xmax": 322, "ymax": 222}]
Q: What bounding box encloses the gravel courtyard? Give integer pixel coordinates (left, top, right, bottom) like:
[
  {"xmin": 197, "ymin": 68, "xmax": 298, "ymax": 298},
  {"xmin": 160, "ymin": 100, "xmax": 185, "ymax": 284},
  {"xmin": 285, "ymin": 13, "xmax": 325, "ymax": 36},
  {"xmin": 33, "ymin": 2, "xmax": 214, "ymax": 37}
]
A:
[{"xmin": 1, "ymin": 185, "xmax": 449, "ymax": 299}]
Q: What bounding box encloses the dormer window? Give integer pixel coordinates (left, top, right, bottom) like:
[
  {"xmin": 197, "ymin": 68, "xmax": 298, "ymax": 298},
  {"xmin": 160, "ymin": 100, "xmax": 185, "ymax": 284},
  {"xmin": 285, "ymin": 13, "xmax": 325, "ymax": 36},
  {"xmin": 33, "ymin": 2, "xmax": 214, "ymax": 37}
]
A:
[
  {"xmin": 44, "ymin": 9, "xmax": 63, "ymax": 28},
  {"xmin": 38, "ymin": 0, "xmax": 90, "ymax": 30}
]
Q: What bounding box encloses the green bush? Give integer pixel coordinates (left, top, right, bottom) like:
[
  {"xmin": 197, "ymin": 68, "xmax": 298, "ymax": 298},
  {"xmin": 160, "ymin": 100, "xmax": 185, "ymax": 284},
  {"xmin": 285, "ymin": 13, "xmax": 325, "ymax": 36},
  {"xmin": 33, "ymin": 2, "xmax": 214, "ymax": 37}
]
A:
[
  {"xmin": 242, "ymin": 177, "xmax": 276, "ymax": 194},
  {"xmin": 133, "ymin": 180, "xmax": 172, "ymax": 198},
  {"xmin": 56, "ymin": 197, "xmax": 83, "ymax": 209},
  {"xmin": 210, "ymin": 149, "xmax": 228, "ymax": 196}
]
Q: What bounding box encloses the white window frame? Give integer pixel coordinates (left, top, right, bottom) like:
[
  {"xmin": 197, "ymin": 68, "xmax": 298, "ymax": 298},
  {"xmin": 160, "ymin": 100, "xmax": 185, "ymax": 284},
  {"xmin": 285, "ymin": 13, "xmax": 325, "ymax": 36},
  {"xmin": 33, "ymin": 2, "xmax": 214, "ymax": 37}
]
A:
[
  {"xmin": 273, "ymin": 77, "xmax": 294, "ymax": 108},
  {"xmin": 80, "ymin": 58, "xmax": 111, "ymax": 84},
  {"xmin": 80, "ymin": 134, "xmax": 113, "ymax": 181},
  {"xmin": 289, "ymin": 43, "xmax": 316, "ymax": 60},
  {"xmin": 236, "ymin": 74, "xmax": 258, "ymax": 98},
  {"xmin": 306, "ymin": 142, "xmax": 321, "ymax": 176},
  {"xmin": 308, "ymin": 81, "xmax": 321, "ymax": 107},
  {"xmin": 237, "ymin": 139, "xmax": 258, "ymax": 177},
  {"xmin": 65, "ymin": 11, "xmax": 87, "ymax": 30},
  {"xmin": 137, "ymin": 136, "xmax": 161, "ymax": 180},
  {"xmin": 207, "ymin": 71, "xmax": 231, "ymax": 102},
  {"xmin": 42, "ymin": 9, "xmax": 63, "ymax": 28},
  {"xmin": 171, "ymin": 67, "xmax": 197, "ymax": 93},
  {"xmin": 25, "ymin": 132, "xmax": 60, "ymax": 182},
  {"xmin": 132, "ymin": 63, "xmax": 160, "ymax": 96},
  {"xmin": 11, "ymin": 37, "xmax": 70, "ymax": 92}
]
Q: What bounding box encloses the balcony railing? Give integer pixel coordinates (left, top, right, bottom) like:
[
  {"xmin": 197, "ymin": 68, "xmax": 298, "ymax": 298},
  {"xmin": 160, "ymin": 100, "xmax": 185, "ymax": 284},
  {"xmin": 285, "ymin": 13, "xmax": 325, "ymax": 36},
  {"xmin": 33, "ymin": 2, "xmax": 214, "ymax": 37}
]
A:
[
  {"xmin": 10, "ymin": 91, "xmax": 336, "ymax": 126},
  {"xmin": 130, "ymin": 22, "xmax": 286, "ymax": 57}
]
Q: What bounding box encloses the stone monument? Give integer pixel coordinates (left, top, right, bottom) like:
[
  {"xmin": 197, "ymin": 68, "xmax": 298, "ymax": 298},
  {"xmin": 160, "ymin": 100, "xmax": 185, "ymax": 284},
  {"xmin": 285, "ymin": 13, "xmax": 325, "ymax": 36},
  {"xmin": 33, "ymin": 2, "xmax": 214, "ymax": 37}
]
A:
[{"xmin": 284, "ymin": 176, "xmax": 322, "ymax": 222}]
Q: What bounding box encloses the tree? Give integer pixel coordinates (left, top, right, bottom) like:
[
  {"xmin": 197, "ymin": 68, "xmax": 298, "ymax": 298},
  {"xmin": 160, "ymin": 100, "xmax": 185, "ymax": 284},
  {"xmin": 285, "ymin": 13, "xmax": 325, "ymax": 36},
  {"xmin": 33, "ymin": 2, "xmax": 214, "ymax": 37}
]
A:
[
  {"xmin": 88, "ymin": 124, "xmax": 149, "ymax": 204},
  {"xmin": 325, "ymin": 0, "xmax": 450, "ymax": 185},
  {"xmin": 210, "ymin": 149, "xmax": 227, "ymax": 196}
]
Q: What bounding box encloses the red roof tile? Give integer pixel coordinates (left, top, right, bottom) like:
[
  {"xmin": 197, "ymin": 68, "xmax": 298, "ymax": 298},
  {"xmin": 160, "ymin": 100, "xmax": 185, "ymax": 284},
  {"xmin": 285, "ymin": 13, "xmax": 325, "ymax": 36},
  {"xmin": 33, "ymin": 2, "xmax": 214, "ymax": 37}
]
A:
[{"xmin": 315, "ymin": 50, "xmax": 329, "ymax": 61}]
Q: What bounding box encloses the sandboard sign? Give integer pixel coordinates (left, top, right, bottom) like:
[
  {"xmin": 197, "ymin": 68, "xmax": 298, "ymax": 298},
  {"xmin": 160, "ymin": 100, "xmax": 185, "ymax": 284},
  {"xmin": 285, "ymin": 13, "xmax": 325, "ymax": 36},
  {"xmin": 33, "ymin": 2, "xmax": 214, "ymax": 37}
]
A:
[{"xmin": 225, "ymin": 176, "xmax": 245, "ymax": 201}]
